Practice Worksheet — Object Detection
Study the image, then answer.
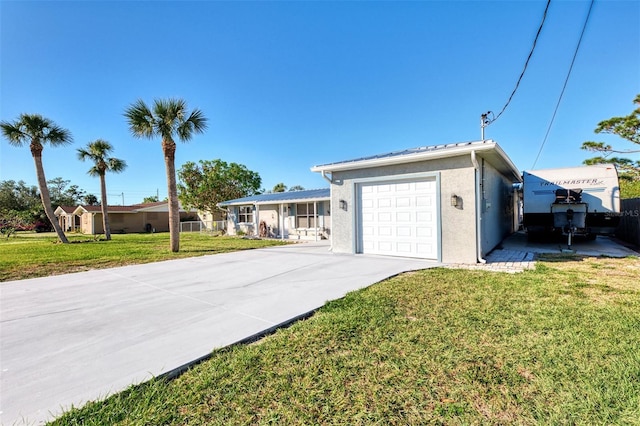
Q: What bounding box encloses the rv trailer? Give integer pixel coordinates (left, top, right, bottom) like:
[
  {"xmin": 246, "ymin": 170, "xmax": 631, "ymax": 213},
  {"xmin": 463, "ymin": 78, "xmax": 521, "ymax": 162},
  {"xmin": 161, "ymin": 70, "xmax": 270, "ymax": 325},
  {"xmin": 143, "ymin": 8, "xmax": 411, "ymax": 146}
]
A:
[{"xmin": 522, "ymin": 165, "xmax": 621, "ymax": 242}]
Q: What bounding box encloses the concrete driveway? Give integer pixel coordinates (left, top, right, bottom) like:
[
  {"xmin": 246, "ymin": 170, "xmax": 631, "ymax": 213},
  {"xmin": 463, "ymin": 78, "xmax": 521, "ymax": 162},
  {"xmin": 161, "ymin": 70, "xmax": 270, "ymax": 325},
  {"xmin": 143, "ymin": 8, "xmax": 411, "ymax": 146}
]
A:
[{"xmin": 0, "ymin": 242, "xmax": 438, "ymax": 425}]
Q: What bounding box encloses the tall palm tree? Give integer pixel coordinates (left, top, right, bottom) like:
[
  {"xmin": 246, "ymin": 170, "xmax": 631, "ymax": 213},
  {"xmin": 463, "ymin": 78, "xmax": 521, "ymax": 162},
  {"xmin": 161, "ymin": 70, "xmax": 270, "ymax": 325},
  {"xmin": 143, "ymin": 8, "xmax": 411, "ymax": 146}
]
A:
[
  {"xmin": 77, "ymin": 140, "xmax": 127, "ymax": 240},
  {"xmin": 124, "ymin": 98, "xmax": 207, "ymax": 252},
  {"xmin": 1, "ymin": 114, "xmax": 72, "ymax": 243}
]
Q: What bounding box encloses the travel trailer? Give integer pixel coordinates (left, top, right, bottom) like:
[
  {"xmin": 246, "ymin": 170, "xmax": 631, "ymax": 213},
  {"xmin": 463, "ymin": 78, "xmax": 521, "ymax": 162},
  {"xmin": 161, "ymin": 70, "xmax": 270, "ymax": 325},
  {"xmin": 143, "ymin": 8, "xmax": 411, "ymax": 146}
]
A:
[{"xmin": 522, "ymin": 165, "xmax": 621, "ymax": 242}]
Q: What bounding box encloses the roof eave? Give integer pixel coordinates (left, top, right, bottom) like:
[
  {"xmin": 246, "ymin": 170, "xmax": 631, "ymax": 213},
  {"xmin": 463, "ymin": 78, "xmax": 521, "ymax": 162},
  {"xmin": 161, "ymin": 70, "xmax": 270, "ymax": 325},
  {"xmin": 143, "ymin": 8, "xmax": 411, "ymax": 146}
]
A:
[
  {"xmin": 310, "ymin": 142, "xmax": 495, "ymax": 173},
  {"xmin": 219, "ymin": 196, "xmax": 330, "ymax": 207},
  {"xmin": 311, "ymin": 141, "xmax": 522, "ymax": 183}
]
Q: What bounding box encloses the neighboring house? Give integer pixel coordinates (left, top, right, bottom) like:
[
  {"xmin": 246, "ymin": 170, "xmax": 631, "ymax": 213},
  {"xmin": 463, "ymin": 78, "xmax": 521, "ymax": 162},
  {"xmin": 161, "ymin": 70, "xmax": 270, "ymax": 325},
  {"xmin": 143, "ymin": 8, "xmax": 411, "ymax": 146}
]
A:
[
  {"xmin": 218, "ymin": 189, "xmax": 330, "ymax": 240},
  {"xmin": 54, "ymin": 206, "xmax": 81, "ymax": 232},
  {"xmin": 311, "ymin": 140, "xmax": 521, "ymax": 263},
  {"xmin": 67, "ymin": 202, "xmax": 198, "ymax": 235}
]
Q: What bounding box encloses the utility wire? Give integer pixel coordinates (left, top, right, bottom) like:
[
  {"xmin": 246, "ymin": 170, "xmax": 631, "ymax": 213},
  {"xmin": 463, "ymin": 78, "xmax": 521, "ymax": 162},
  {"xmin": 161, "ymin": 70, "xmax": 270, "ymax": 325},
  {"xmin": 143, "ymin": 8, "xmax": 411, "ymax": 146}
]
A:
[
  {"xmin": 492, "ymin": 0, "xmax": 552, "ymax": 123},
  {"xmin": 531, "ymin": 0, "xmax": 595, "ymax": 169}
]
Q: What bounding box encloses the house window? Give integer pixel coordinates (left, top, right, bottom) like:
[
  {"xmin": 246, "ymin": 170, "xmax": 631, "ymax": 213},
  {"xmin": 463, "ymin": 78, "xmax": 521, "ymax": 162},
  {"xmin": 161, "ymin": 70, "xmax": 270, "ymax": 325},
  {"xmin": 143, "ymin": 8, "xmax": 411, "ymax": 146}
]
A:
[
  {"xmin": 238, "ymin": 206, "xmax": 253, "ymax": 223},
  {"xmin": 296, "ymin": 203, "xmax": 316, "ymax": 228}
]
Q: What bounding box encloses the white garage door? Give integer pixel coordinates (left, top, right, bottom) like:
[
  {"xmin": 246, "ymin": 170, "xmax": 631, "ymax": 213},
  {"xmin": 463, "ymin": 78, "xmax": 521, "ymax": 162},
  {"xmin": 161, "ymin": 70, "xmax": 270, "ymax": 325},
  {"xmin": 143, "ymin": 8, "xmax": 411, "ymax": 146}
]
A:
[{"xmin": 358, "ymin": 178, "xmax": 439, "ymax": 259}]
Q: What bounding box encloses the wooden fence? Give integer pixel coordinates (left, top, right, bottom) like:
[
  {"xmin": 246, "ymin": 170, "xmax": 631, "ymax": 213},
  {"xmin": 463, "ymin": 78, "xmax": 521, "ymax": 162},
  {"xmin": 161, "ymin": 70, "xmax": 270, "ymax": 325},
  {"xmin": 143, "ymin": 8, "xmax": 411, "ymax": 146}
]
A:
[{"xmin": 616, "ymin": 198, "xmax": 640, "ymax": 247}]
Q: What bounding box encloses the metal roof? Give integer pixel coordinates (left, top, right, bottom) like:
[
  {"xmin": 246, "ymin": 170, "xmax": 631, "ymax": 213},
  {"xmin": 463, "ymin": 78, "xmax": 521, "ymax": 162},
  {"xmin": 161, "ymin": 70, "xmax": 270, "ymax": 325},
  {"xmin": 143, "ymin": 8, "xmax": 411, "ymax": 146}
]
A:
[
  {"xmin": 219, "ymin": 188, "xmax": 330, "ymax": 207},
  {"xmin": 311, "ymin": 140, "xmax": 522, "ymax": 182}
]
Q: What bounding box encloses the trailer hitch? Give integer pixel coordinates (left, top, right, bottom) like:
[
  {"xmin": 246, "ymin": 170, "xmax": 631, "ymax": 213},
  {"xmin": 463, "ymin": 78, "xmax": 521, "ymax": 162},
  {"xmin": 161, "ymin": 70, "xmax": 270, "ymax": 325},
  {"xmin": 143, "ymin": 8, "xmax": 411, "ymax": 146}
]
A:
[{"xmin": 562, "ymin": 209, "xmax": 576, "ymax": 252}]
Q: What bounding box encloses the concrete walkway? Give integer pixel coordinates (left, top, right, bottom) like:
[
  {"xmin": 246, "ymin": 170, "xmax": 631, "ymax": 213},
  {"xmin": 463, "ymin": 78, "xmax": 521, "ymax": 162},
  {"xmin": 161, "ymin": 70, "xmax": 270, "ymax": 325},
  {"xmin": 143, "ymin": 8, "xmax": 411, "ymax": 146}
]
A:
[
  {"xmin": 446, "ymin": 232, "xmax": 638, "ymax": 273},
  {"xmin": 0, "ymin": 242, "xmax": 439, "ymax": 425}
]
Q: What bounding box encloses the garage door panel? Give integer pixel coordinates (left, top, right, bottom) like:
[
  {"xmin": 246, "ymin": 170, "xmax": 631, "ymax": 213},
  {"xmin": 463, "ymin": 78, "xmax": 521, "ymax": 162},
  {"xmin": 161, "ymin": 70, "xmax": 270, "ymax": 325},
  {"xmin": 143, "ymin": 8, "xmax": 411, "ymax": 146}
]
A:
[
  {"xmin": 379, "ymin": 227, "xmax": 393, "ymax": 236},
  {"xmin": 359, "ymin": 178, "xmax": 438, "ymax": 259},
  {"xmin": 397, "ymin": 242, "xmax": 412, "ymax": 253},
  {"xmin": 396, "ymin": 211, "xmax": 411, "ymax": 222},
  {"xmin": 378, "ymin": 198, "xmax": 392, "ymax": 208},
  {"xmin": 396, "ymin": 197, "xmax": 411, "ymax": 207},
  {"xmin": 416, "ymin": 212, "xmax": 433, "ymax": 222},
  {"xmin": 416, "ymin": 226, "xmax": 432, "ymax": 237},
  {"xmin": 378, "ymin": 212, "xmax": 392, "ymax": 222},
  {"xmin": 397, "ymin": 226, "xmax": 412, "ymax": 237},
  {"xmin": 416, "ymin": 196, "xmax": 431, "ymax": 206}
]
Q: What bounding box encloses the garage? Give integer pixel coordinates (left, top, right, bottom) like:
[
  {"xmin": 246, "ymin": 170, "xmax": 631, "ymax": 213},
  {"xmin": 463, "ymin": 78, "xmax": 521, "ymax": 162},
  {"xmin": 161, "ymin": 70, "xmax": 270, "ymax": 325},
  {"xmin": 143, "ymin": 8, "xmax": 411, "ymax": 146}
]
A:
[
  {"xmin": 358, "ymin": 178, "xmax": 439, "ymax": 259},
  {"xmin": 311, "ymin": 140, "xmax": 521, "ymax": 264}
]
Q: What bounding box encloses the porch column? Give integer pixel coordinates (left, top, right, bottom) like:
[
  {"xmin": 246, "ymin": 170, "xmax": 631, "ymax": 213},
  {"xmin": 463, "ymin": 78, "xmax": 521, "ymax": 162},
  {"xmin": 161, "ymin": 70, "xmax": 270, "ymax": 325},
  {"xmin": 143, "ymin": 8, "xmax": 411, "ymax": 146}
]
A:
[
  {"xmin": 314, "ymin": 200, "xmax": 318, "ymax": 242},
  {"xmin": 254, "ymin": 204, "xmax": 259, "ymax": 237},
  {"xmin": 279, "ymin": 203, "xmax": 284, "ymax": 240}
]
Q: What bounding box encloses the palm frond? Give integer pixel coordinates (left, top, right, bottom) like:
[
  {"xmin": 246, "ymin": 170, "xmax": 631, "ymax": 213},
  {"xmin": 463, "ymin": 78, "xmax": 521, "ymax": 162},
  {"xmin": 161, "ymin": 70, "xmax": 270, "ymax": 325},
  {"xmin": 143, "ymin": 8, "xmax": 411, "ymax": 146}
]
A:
[
  {"xmin": 86, "ymin": 166, "xmax": 101, "ymax": 177},
  {"xmin": 78, "ymin": 139, "xmax": 126, "ymax": 175},
  {"xmin": 1, "ymin": 114, "xmax": 71, "ymax": 146},
  {"xmin": 107, "ymin": 158, "xmax": 127, "ymax": 173},
  {"xmin": 90, "ymin": 139, "xmax": 113, "ymax": 154},
  {"xmin": 45, "ymin": 124, "xmax": 73, "ymax": 146},
  {"xmin": 124, "ymin": 100, "xmax": 155, "ymax": 139},
  {"xmin": 178, "ymin": 108, "xmax": 208, "ymax": 141},
  {"xmin": 0, "ymin": 121, "xmax": 27, "ymax": 146}
]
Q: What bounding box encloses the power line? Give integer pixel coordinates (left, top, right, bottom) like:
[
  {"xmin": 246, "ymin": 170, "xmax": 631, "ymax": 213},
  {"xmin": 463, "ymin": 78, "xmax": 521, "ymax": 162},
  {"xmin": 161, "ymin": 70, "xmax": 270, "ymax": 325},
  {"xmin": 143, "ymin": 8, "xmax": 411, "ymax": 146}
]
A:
[
  {"xmin": 531, "ymin": 0, "xmax": 595, "ymax": 169},
  {"xmin": 490, "ymin": 0, "xmax": 552, "ymax": 124}
]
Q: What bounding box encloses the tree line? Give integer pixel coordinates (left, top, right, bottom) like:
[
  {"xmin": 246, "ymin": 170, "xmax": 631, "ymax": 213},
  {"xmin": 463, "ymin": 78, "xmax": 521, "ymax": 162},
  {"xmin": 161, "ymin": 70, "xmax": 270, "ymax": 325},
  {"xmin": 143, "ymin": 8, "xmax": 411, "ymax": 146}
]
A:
[
  {"xmin": 1, "ymin": 98, "xmax": 204, "ymax": 250},
  {"xmin": 2, "ymin": 98, "xmax": 307, "ymax": 251}
]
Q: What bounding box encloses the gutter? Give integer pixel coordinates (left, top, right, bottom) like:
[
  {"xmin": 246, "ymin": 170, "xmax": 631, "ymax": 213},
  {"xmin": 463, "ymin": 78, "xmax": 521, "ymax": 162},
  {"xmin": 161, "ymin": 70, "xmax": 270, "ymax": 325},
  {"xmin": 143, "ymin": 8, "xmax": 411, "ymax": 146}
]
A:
[
  {"xmin": 471, "ymin": 150, "xmax": 486, "ymax": 264},
  {"xmin": 320, "ymin": 170, "xmax": 332, "ymax": 184}
]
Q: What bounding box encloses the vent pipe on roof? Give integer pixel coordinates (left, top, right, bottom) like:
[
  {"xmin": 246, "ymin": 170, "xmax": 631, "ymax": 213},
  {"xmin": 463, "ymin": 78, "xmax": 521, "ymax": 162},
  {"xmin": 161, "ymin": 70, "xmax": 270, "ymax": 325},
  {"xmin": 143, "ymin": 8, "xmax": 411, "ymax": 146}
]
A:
[{"xmin": 471, "ymin": 150, "xmax": 487, "ymax": 264}]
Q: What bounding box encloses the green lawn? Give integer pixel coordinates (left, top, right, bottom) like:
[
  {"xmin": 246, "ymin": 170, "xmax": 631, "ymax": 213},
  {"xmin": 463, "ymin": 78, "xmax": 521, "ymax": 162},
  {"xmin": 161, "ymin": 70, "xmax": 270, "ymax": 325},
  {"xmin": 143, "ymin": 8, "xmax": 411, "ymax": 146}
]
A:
[
  {"xmin": 50, "ymin": 255, "xmax": 640, "ymax": 425},
  {"xmin": 0, "ymin": 232, "xmax": 288, "ymax": 282}
]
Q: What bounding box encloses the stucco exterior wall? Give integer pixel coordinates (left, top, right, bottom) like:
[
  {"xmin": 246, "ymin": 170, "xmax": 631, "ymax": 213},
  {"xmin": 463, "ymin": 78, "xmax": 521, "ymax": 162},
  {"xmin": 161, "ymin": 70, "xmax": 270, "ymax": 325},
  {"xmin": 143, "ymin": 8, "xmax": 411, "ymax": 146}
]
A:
[
  {"xmin": 258, "ymin": 206, "xmax": 281, "ymax": 237},
  {"xmin": 79, "ymin": 211, "xmax": 192, "ymax": 234},
  {"xmin": 224, "ymin": 201, "xmax": 330, "ymax": 239},
  {"xmin": 479, "ymin": 159, "xmax": 515, "ymax": 256},
  {"xmin": 329, "ymin": 155, "xmax": 478, "ymax": 263}
]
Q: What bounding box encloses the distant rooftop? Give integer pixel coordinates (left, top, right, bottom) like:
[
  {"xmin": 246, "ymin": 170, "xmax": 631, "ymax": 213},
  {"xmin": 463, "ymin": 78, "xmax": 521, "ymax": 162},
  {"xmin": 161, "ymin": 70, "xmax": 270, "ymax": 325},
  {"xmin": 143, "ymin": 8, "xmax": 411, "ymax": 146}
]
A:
[{"xmin": 219, "ymin": 188, "xmax": 330, "ymax": 206}]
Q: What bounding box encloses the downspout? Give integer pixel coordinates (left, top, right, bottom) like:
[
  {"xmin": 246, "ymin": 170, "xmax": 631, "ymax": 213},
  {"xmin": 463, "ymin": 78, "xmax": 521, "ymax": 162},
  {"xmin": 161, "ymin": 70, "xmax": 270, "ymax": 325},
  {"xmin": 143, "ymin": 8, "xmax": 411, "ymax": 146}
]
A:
[
  {"xmin": 471, "ymin": 151, "xmax": 486, "ymax": 264},
  {"xmin": 320, "ymin": 170, "xmax": 333, "ymax": 251}
]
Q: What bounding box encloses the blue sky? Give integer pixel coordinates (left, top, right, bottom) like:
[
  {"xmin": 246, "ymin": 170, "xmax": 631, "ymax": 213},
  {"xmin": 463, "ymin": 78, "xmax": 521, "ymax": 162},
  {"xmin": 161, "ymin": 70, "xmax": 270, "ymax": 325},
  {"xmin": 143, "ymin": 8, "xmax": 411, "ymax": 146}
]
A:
[{"xmin": 1, "ymin": 0, "xmax": 638, "ymax": 205}]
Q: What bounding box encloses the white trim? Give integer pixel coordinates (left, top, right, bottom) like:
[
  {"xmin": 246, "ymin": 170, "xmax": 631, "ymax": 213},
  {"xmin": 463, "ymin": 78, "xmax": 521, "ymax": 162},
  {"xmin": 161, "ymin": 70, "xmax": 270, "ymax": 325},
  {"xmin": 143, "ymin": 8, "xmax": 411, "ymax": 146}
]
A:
[
  {"xmin": 221, "ymin": 197, "xmax": 329, "ymax": 207},
  {"xmin": 312, "ymin": 142, "xmax": 492, "ymax": 172},
  {"xmin": 312, "ymin": 140, "xmax": 522, "ymax": 183}
]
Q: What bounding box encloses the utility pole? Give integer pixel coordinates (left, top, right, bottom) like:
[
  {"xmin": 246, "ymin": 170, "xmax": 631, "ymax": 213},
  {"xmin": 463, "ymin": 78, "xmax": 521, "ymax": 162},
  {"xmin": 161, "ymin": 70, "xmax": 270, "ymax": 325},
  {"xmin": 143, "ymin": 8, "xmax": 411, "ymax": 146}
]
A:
[
  {"xmin": 480, "ymin": 111, "xmax": 494, "ymax": 140},
  {"xmin": 121, "ymin": 192, "xmax": 124, "ymax": 206}
]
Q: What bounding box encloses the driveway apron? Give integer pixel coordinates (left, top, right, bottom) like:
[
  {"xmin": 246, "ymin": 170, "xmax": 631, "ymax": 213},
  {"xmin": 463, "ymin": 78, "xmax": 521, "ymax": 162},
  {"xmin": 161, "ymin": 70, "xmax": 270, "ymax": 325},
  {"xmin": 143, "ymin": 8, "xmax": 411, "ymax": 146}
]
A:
[{"xmin": 0, "ymin": 242, "xmax": 438, "ymax": 425}]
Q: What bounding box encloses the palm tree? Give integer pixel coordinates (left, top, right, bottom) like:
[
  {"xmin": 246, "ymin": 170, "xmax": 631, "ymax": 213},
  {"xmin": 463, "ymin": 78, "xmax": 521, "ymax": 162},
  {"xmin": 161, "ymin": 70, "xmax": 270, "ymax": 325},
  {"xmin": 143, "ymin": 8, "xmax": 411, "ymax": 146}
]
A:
[
  {"xmin": 1, "ymin": 114, "xmax": 72, "ymax": 243},
  {"xmin": 124, "ymin": 98, "xmax": 207, "ymax": 252},
  {"xmin": 77, "ymin": 140, "xmax": 127, "ymax": 240}
]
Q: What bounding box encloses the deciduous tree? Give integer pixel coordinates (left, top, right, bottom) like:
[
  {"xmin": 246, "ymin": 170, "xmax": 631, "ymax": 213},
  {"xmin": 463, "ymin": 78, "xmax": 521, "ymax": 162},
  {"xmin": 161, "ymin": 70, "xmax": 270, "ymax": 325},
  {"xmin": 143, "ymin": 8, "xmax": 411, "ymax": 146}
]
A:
[{"xmin": 178, "ymin": 159, "xmax": 261, "ymax": 213}]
